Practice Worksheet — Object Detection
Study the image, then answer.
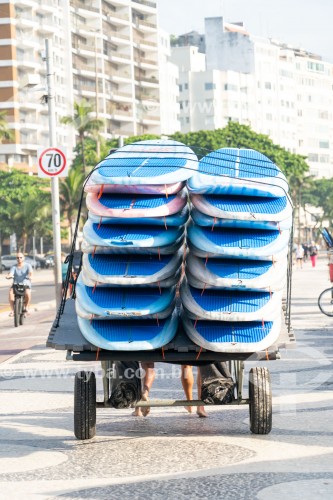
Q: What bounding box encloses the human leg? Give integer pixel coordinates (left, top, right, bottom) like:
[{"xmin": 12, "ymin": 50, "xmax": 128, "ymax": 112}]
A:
[
  {"xmin": 196, "ymin": 368, "xmax": 208, "ymax": 418},
  {"xmin": 133, "ymin": 362, "xmax": 155, "ymax": 417},
  {"xmin": 181, "ymin": 365, "xmax": 194, "ymax": 413},
  {"xmin": 24, "ymin": 288, "xmax": 31, "ymax": 312}
]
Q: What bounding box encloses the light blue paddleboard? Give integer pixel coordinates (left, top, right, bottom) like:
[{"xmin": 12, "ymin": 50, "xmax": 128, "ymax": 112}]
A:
[
  {"xmin": 186, "ymin": 254, "xmax": 287, "ymax": 291},
  {"xmin": 180, "ymin": 277, "xmax": 282, "ymax": 321},
  {"xmin": 75, "ymin": 275, "xmax": 176, "ymax": 320},
  {"xmin": 77, "ymin": 310, "xmax": 179, "ymax": 351},
  {"xmin": 82, "ymin": 219, "xmax": 184, "ymax": 251},
  {"xmin": 88, "ymin": 205, "xmax": 189, "ymax": 227},
  {"xmin": 187, "ymin": 222, "xmax": 290, "ymax": 261},
  {"xmin": 181, "ymin": 309, "xmax": 281, "ymax": 353},
  {"xmin": 190, "ymin": 193, "xmax": 292, "ymax": 224},
  {"xmin": 191, "ymin": 207, "xmax": 292, "ymax": 231},
  {"xmin": 82, "ymin": 235, "xmax": 185, "ymax": 255},
  {"xmin": 81, "ymin": 251, "xmax": 184, "ymax": 287},
  {"xmin": 89, "ymin": 140, "xmax": 198, "ymax": 186},
  {"xmin": 187, "ymin": 148, "xmax": 288, "ymax": 197}
]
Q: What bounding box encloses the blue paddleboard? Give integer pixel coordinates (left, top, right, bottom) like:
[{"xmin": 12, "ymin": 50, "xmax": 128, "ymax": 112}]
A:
[
  {"xmin": 190, "ymin": 193, "xmax": 292, "ymax": 224},
  {"xmin": 77, "ymin": 311, "xmax": 179, "ymax": 351},
  {"xmin": 181, "ymin": 309, "xmax": 281, "ymax": 353},
  {"xmin": 186, "ymin": 254, "xmax": 287, "ymax": 291},
  {"xmin": 187, "ymin": 223, "xmax": 290, "ymax": 260},
  {"xmin": 82, "ymin": 220, "xmax": 184, "ymax": 251},
  {"xmin": 191, "ymin": 207, "xmax": 292, "ymax": 231},
  {"xmin": 180, "ymin": 278, "xmax": 282, "ymax": 321},
  {"xmin": 81, "ymin": 251, "xmax": 184, "ymax": 287},
  {"xmin": 89, "ymin": 140, "xmax": 198, "ymax": 186},
  {"xmin": 86, "ymin": 191, "xmax": 187, "ymax": 218},
  {"xmin": 88, "ymin": 205, "xmax": 189, "ymax": 227},
  {"xmin": 75, "ymin": 275, "xmax": 176, "ymax": 320},
  {"xmin": 187, "ymin": 148, "xmax": 288, "ymax": 197}
]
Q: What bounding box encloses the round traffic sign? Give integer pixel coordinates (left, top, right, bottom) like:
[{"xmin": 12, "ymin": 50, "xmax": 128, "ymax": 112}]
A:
[{"xmin": 38, "ymin": 147, "xmax": 67, "ymax": 176}]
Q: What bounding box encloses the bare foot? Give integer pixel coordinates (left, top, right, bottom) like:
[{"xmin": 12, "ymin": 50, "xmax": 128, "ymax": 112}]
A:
[
  {"xmin": 132, "ymin": 407, "xmax": 143, "ymax": 417},
  {"xmin": 197, "ymin": 406, "xmax": 208, "ymax": 418},
  {"xmin": 184, "ymin": 406, "xmax": 193, "ymax": 414},
  {"xmin": 141, "ymin": 390, "xmax": 150, "ymax": 417}
]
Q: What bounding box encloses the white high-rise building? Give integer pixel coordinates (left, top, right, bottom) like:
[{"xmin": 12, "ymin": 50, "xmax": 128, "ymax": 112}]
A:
[
  {"xmin": 172, "ymin": 17, "xmax": 333, "ymax": 178},
  {"xmin": 0, "ymin": 0, "xmax": 74, "ymax": 172},
  {"xmin": 158, "ymin": 29, "xmax": 180, "ymax": 135},
  {"xmin": 0, "ymin": 0, "xmax": 162, "ymax": 172}
]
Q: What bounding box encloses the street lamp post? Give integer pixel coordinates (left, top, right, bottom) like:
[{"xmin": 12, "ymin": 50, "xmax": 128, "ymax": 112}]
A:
[{"xmin": 45, "ymin": 39, "xmax": 62, "ymax": 309}]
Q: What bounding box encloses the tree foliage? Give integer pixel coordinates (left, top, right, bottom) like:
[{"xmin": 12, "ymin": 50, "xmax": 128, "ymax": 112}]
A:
[
  {"xmin": 0, "ymin": 170, "xmax": 52, "ymax": 251},
  {"xmin": 61, "ymin": 100, "xmax": 104, "ymax": 170},
  {"xmin": 0, "ymin": 111, "xmax": 14, "ymax": 143},
  {"xmin": 302, "ymin": 178, "xmax": 333, "ymax": 228},
  {"xmin": 59, "ymin": 165, "xmax": 86, "ymax": 244},
  {"xmin": 69, "ymin": 122, "xmax": 310, "ymax": 206}
]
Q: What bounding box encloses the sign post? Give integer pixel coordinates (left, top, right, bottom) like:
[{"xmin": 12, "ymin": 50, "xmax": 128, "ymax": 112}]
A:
[
  {"xmin": 37, "ymin": 147, "xmax": 68, "ymax": 178},
  {"xmin": 41, "ymin": 39, "xmax": 64, "ymax": 310}
]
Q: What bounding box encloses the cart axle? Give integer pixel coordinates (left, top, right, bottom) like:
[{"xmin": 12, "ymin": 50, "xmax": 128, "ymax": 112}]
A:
[{"xmin": 96, "ymin": 398, "xmax": 250, "ymax": 408}]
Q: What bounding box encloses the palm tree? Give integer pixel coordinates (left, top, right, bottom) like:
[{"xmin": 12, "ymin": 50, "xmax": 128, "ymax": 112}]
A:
[
  {"xmin": 0, "ymin": 111, "xmax": 14, "ymax": 144},
  {"xmin": 61, "ymin": 100, "xmax": 104, "ymax": 172},
  {"xmin": 10, "ymin": 196, "xmax": 51, "ymax": 253},
  {"xmin": 59, "ymin": 165, "xmax": 85, "ymax": 245}
]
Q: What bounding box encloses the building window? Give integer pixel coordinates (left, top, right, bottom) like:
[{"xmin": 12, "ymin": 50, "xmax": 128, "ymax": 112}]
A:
[
  {"xmin": 319, "ymin": 141, "xmax": 329, "ymax": 148},
  {"xmin": 205, "ymin": 82, "xmax": 216, "ymax": 90},
  {"xmin": 179, "ymin": 84, "xmax": 182, "ymax": 92},
  {"xmin": 224, "ymin": 84, "xmax": 237, "ymax": 91},
  {"xmin": 264, "ymin": 82, "xmax": 272, "ymax": 90},
  {"xmin": 184, "ymin": 83, "xmax": 188, "ymax": 90},
  {"xmin": 307, "ymin": 61, "xmax": 324, "ymax": 72}
]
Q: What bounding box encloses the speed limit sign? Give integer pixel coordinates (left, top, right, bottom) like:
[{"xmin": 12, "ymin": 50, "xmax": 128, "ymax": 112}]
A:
[{"xmin": 37, "ymin": 147, "xmax": 68, "ymax": 178}]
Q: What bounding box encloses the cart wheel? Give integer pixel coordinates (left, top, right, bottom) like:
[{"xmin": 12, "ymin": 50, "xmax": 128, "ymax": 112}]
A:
[
  {"xmin": 249, "ymin": 367, "xmax": 272, "ymax": 435},
  {"xmin": 74, "ymin": 371, "xmax": 96, "ymax": 440},
  {"xmin": 318, "ymin": 287, "xmax": 333, "ymax": 316}
]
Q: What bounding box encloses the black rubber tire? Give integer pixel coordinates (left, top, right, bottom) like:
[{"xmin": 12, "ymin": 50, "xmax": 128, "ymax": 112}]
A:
[
  {"xmin": 318, "ymin": 288, "xmax": 333, "ymax": 317},
  {"xmin": 19, "ymin": 298, "xmax": 25, "ymax": 326},
  {"xmin": 14, "ymin": 298, "xmax": 20, "ymax": 328},
  {"xmin": 74, "ymin": 371, "xmax": 96, "ymax": 440},
  {"xmin": 249, "ymin": 367, "xmax": 272, "ymax": 434}
]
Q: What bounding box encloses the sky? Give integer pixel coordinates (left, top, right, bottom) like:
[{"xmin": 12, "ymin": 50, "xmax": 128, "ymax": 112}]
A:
[{"xmin": 157, "ymin": 0, "xmax": 333, "ymax": 63}]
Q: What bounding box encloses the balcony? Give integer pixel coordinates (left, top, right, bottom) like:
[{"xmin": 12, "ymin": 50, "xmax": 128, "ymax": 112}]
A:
[
  {"xmin": 133, "ymin": 37, "xmax": 157, "ymax": 48},
  {"xmin": 132, "ymin": 0, "xmax": 156, "ymax": 8},
  {"xmin": 71, "ymin": 0, "xmax": 100, "ymax": 14},
  {"xmin": 36, "ymin": 18, "xmax": 57, "ymax": 34},
  {"xmin": 16, "ymin": 55, "xmax": 40, "ymax": 71}
]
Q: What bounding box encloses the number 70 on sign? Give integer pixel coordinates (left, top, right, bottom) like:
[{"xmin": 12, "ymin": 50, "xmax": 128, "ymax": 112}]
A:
[{"xmin": 37, "ymin": 147, "xmax": 68, "ymax": 178}]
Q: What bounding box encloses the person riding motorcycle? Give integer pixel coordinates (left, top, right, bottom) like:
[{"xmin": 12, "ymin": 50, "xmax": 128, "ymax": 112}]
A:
[{"xmin": 6, "ymin": 253, "xmax": 33, "ymax": 316}]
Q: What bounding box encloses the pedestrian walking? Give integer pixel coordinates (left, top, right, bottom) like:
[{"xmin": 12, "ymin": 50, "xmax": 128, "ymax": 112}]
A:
[
  {"xmin": 309, "ymin": 241, "xmax": 318, "ymax": 268},
  {"xmin": 296, "ymin": 244, "xmax": 304, "ymax": 269}
]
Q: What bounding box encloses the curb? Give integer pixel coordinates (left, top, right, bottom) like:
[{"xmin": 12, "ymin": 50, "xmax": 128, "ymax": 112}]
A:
[{"xmin": 0, "ymin": 300, "xmax": 56, "ymax": 320}]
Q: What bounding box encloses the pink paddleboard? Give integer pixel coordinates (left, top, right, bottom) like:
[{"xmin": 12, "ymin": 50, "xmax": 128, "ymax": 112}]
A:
[
  {"xmin": 86, "ymin": 190, "xmax": 188, "ymax": 218},
  {"xmin": 84, "ymin": 181, "xmax": 185, "ymax": 195}
]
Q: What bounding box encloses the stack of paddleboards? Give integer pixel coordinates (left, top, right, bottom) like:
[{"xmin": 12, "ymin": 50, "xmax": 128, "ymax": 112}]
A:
[
  {"xmin": 181, "ymin": 148, "xmax": 292, "ymax": 353},
  {"xmin": 76, "ymin": 140, "xmax": 197, "ymax": 351}
]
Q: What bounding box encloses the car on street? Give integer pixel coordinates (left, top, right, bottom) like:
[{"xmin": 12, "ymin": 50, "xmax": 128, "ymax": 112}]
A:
[
  {"xmin": 0, "ymin": 255, "xmax": 41, "ymax": 271},
  {"xmin": 26, "ymin": 255, "xmax": 54, "ymax": 269}
]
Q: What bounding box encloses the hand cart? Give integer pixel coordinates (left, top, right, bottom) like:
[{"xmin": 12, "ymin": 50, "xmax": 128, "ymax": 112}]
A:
[{"xmin": 47, "ymin": 296, "xmax": 295, "ymax": 440}]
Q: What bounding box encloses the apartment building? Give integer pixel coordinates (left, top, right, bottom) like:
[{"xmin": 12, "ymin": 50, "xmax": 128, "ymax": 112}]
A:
[
  {"xmin": 0, "ymin": 0, "xmax": 74, "ymax": 172},
  {"xmin": 0, "ymin": 0, "xmax": 164, "ymax": 171},
  {"xmin": 158, "ymin": 29, "xmax": 180, "ymax": 135},
  {"xmin": 172, "ymin": 17, "xmax": 333, "ymax": 178}
]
